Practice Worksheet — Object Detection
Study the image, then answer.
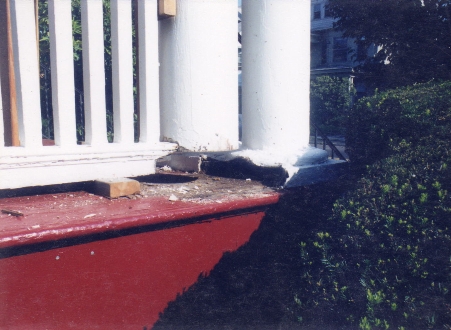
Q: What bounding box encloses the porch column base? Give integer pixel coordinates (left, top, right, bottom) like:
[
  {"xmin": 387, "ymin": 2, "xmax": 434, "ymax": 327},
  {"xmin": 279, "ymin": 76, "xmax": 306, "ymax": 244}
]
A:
[{"xmin": 166, "ymin": 147, "xmax": 348, "ymax": 188}]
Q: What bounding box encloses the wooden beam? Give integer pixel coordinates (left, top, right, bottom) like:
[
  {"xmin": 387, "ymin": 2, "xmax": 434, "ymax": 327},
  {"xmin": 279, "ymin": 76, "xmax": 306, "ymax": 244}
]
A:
[
  {"xmin": 0, "ymin": 0, "xmax": 20, "ymax": 146},
  {"xmin": 92, "ymin": 178, "xmax": 141, "ymax": 198},
  {"xmin": 158, "ymin": 0, "xmax": 176, "ymax": 19},
  {"xmin": 0, "ymin": 0, "xmax": 11, "ymax": 146}
]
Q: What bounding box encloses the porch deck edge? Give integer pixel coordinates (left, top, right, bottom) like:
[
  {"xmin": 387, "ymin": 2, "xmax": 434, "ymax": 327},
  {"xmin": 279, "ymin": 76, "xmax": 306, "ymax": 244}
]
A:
[{"xmin": 0, "ymin": 189, "xmax": 279, "ymax": 250}]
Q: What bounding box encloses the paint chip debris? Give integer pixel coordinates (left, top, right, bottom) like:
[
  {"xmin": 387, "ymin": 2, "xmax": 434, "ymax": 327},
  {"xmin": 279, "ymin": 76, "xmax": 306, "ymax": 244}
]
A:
[
  {"xmin": 1, "ymin": 209, "xmax": 24, "ymax": 217},
  {"xmin": 161, "ymin": 165, "xmax": 172, "ymax": 172},
  {"xmin": 139, "ymin": 172, "xmax": 274, "ymax": 203},
  {"xmin": 178, "ymin": 186, "xmax": 189, "ymax": 194},
  {"xmin": 168, "ymin": 194, "xmax": 179, "ymax": 202}
]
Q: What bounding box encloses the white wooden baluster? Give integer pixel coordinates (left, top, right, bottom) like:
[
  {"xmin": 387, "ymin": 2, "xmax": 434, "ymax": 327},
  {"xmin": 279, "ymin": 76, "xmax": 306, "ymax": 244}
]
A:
[
  {"xmin": 48, "ymin": 0, "xmax": 77, "ymax": 146},
  {"xmin": 81, "ymin": 0, "xmax": 108, "ymax": 145},
  {"xmin": 111, "ymin": 0, "xmax": 134, "ymax": 144},
  {"xmin": 0, "ymin": 73, "xmax": 4, "ymax": 148},
  {"xmin": 9, "ymin": 0, "xmax": 42, "ymax": 148},
  {"xmin": 137, "ymin": 0, "xmax": 159, "ymax": 144}
]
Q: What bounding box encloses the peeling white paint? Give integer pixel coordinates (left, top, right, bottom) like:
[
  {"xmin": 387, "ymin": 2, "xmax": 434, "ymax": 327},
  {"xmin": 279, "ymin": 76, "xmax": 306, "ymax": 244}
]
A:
[
  {"xmin": 213, "ymin": 146, "xmax": 330, "ymax": 185},
  {"xmin": 159, "ymin": 0, "xmax": 239, "ymax": 151}
]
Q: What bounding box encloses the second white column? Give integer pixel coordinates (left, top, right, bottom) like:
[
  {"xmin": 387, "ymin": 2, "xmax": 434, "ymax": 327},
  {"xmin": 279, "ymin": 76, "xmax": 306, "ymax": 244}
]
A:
[{"xmin": 241, "ymin": 0, "xmax": 311, "ymax": 152}]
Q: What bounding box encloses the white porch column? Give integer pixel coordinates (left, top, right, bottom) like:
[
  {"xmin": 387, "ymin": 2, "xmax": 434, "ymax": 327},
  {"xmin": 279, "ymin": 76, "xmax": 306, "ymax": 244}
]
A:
[
  {"xmin": 81, "ymin": 0, "xmax": 108, "ymax": 146},
  {"xmin": 159, "ymin": 0, "xmax": 239, "ymax": 152},
  {"xmin": 241, "ymin": 0, "xmax": 311, "ymax": 151},
  {"xmin": 10, "ymin": 0, "xmax": 42, "ymax": 148},
  {"xmin": 48, "ymin": 0, "xmax": 77, "ymax": 146}
]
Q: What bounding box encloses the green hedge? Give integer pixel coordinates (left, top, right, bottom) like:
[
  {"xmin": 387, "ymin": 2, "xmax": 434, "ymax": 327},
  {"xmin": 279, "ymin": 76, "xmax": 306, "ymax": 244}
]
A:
[
  {"xmin": 310, "ymin": 76, "xmax": 354, "ymax": 135},
  {"xmin": 298, "ymin": 139, "xmax": 451, "ymax": 329},
  {"xmin": 346, "ymin": 81, "xmax": 451, "ymax": 165},
  {"xmin": 296, "ymin": 80, "xmax": 451, "ymax": 329}
]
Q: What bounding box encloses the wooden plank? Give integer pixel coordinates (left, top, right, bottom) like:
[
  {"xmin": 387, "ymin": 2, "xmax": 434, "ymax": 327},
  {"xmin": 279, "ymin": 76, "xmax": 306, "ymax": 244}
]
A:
[
  {"xmin": 0, "ymin": 0, "xmax": 11, "ymax": 147},
  {"xmin": 92, "ymin": 178, "xmax": 141, "ymax": 198},
  {"xmin": 0, "ymin": 0, "xmax": 19, "ymax": 147},
  {"xmin": 9, "ymin": 0, "xmax": 42, "ymax": 148},
  {"xmin": 8, "ymin": 0, "xmax": 19, "ymax": 146},
  {"xmin": 158, "ymin": 0, "xmax": 176, "ymax": 19},
  {"xmin": 0, "ymin": 143, "xmax": 176, "ymax": 189}
]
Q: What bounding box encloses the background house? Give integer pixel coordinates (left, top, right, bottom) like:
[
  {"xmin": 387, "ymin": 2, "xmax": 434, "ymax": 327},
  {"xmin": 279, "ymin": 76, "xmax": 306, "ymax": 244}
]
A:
[
  {"xmin": 311, "ymin": 0, "xmax": 353, "ymax": 77},
  {"xmin": 238, "ymin": 0, "xmax": 376, "ymax": 102},
  {"xmin": 310, "ymin": 0, "xmax": 377, "ymax": 96}
]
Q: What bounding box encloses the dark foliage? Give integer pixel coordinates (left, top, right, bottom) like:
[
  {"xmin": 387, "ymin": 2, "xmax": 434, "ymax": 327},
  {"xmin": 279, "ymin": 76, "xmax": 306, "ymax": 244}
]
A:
[
  {"xmin": 346, "ymin": 81, "xmax": 451, "ymax": 166},
  {"xmin": 298, "ymin": 139, "xmax": 451, "ymax": 329},
  {"xmin": 329, "ymin": 0, "xmax": 451, "ymax": 89},
  {"xmin": 310, "ymin": 76, "xmax": 354, "ymax": 135},
  {"xmin": 296, "ymin": 80, "xmax": 451, "ymax": 329}
]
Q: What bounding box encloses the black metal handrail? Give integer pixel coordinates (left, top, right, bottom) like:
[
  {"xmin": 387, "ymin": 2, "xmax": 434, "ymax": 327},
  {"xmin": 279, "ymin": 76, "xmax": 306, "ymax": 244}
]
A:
[{"xmin": 312, "ymin": 122, "xmax": 348, "ymax": 162}]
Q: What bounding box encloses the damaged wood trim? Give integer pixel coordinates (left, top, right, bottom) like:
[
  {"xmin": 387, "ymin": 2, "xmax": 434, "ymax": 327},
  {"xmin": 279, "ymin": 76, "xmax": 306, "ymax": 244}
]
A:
[{"xmin": 158, "ymin": 0, "xmax": 176, "ymax": 19}]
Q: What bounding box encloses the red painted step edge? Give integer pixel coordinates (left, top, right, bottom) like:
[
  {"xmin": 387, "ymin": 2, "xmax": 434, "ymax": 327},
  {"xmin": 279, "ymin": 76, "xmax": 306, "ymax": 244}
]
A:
[
  {"xmin": 0, "ymin": 191, "xmax": 279, "ymax": 249},
  {"xmin": 0, "ymin": 191, "xmax": 280, "ymax": 329}
]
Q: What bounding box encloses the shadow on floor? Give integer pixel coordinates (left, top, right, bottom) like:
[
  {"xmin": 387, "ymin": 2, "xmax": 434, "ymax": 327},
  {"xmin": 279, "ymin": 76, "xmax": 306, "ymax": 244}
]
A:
[{"xmin": 153, "ymin": 177, "xmax": 352, "ymax": 330}]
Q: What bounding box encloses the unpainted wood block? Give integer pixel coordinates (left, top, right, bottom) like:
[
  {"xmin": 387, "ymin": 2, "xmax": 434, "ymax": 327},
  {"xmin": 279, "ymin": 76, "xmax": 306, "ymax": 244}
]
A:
[
  {"xmin": 158, "ymin": 0, "xmax": 176, "ymax": 19},
  {"xmin": 93, "ymin": 178, "xmax": 141, "ymax": 198}
]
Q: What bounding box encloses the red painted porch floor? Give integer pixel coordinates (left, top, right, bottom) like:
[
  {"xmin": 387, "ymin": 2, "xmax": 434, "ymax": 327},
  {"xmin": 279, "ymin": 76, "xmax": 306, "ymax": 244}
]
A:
[
  {"xmin": 0, "ymin": 172, "xmax": 280, "ymax": 329},
  {"xmin": 0, "ymin": 172, "xmax": 278, "ymax": 249}
]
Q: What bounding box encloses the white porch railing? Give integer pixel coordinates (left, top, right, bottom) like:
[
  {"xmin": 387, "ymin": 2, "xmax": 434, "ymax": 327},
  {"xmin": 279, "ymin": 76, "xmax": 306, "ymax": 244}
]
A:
[{"xmin": 0, "ymin": 0, "xmax": 311, "ymax": 190}]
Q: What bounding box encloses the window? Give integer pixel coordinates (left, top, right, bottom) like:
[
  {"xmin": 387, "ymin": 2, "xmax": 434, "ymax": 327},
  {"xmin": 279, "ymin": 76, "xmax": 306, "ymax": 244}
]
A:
[
  {"xmin": 356, "ymin": 43, "xmax": 367, "ymax": 62},
  {"xmin": 313, "ymin": 4, "xmax": 321, "ymax": 19},
  {"xmin": 324, "ymin": 3, "xmax": 331, "ymax": 17},
  {"xmin": 321, "ymin": 39, "xmax": 328, "ymax": 65},
  {"xmin": 333, "ymin": 37, "xmax": 348, "ymax": 62}
]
